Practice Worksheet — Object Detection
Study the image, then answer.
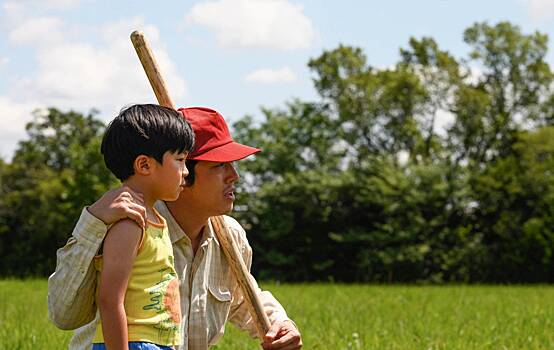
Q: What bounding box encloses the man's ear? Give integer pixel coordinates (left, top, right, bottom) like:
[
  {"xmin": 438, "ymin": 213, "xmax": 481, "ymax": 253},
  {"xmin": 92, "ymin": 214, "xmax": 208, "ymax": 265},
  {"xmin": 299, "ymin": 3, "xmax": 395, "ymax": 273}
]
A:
[{"xmin": 134, "ymin": 155, "xmax": 153, "ymax": 175}]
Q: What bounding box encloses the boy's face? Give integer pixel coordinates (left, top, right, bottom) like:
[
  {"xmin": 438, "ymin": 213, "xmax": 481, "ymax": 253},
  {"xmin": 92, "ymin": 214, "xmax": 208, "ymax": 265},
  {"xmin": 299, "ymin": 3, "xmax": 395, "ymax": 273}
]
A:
[
  {"xmin": 151, "ymin": 151, "xmax": 189, "ymax": 201},
  {"xmin": 180, "ymin": 161, "xmax": 239, "ymax": 216}
]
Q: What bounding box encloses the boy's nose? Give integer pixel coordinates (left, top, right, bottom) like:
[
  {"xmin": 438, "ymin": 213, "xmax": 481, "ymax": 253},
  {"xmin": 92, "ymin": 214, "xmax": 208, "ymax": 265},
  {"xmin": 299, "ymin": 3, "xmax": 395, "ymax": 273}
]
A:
[{"xmin": 182, "ymin": 165, "xmax": 189, "ymax": 178}]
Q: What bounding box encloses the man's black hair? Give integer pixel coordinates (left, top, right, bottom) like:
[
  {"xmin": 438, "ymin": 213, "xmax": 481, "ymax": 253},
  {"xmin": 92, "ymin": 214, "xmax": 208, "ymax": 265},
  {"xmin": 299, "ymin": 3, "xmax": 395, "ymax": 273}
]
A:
[
  {"xmin": 101, "ymin": 104, "xmax": 195, "ymax": 181},
  {"xmin": 184, "ymin": 159, "xmax": 198, "ymax": 186}
]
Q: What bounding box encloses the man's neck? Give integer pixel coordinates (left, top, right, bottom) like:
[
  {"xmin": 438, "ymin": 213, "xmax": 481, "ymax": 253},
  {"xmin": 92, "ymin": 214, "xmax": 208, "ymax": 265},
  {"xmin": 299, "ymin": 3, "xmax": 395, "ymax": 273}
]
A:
[{"xmin": 166, "ymin": 198, "xmax": 209, "ymax": 251}]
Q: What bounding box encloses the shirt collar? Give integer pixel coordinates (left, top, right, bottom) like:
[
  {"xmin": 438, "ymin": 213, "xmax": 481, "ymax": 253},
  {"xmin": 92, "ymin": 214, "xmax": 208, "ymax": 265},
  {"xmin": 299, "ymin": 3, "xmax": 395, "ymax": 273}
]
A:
[
  {"xmin": 154, "ymin": 200, "xmax": 215, "ymax": 246},
  {"xmin": 206, "ymin": 217, "xmax": 219, "ymax": 247}
]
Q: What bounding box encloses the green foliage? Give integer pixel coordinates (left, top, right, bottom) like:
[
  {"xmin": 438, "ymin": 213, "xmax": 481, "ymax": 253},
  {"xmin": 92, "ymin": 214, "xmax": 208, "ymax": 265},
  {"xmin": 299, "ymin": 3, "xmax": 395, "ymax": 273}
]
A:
[
  {"xmin": 453, "ymin": 22, "xmax": 553, "ymax": 165},
  {"xmin": 470, "ymin": 127, "xmax": 554, "ymax": 282},
  {"xmin": 231, "ymin": 21, "xmax": 554, "ymax": 283},
  {"xmin": 308, "ymin": 46, "xmax": 428, "ymax": 159},
  {"xmin": 0, "ymin": 108, "xmax": 116, "ymax": 276}
]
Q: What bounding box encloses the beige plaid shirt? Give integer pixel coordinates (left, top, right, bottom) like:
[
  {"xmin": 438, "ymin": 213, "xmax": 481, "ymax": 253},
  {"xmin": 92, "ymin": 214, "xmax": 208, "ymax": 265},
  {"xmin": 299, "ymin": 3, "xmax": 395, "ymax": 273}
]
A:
[{"xmin": 48, "ymin": 201, "xmax": 290, "ymax": 350}]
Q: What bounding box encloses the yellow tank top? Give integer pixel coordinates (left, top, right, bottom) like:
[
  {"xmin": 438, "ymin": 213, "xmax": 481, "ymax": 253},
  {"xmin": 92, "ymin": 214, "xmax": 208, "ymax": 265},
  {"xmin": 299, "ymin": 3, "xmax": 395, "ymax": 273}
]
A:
[{"xmin": 93, "ymin": 211, "xmax": 181, "ymax": 346}]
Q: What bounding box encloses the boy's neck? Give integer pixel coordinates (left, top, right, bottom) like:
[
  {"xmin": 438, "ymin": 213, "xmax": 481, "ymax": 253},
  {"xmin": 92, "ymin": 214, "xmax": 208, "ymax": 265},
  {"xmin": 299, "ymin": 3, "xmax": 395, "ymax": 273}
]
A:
[{"xmin": 122, "ymin": 179, "xmax": 159, "ymax": 223}]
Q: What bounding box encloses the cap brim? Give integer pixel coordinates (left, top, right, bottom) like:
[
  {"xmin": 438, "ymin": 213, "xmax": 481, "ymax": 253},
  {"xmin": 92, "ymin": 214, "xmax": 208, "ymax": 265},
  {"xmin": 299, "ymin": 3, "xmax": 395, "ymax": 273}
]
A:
[{"xmin": 189, "ymin": 141, "xmax": 261, "ymax": 162}]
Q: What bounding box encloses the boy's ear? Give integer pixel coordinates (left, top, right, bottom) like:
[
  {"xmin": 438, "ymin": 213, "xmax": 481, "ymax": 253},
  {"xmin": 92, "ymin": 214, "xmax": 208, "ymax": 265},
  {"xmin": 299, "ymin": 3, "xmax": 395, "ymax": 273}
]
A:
[{"xmin": 134, "ymin": 155, "xmax": 153, "ymax": 175}]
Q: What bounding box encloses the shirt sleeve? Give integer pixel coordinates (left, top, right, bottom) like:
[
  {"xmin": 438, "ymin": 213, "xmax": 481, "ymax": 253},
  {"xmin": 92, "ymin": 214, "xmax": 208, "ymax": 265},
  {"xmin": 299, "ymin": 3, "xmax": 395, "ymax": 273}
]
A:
[
  {"xmin": 47, "ymin": 207, "xmax": 107, "ymax": 330},
  {"xmin": 224, "ymin": 217, "xmax": 291, "ymax": 338}
]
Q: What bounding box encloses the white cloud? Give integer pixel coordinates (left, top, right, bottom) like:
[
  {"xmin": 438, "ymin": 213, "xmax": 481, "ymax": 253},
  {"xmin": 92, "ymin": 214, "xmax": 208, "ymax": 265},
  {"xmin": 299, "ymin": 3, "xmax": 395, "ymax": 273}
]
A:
[
  {"xmin": 2, "ymin": 0, "xmax": 80, "ymax": 27},
  {"xmin": 0, "ymin": 57, "xmax": 8, "ymax": 70},
  {"xmin": 521, "ymin": 0, "xmax": 554, "ymax": 22},
  {"xmin": 245, "ymin": 67, "xmax": 296, "ymax": 83},
  {"xmin": 0, "ymin": 15, "xmax": 188, "ymax": 159},
  {"xmin": 3, "ymin": 0, "xmax": 80, "ymax": 13},
  {"xmin": 9, "ymin": 17, "xmax": 187, "ymax": 115},
  {"xmin": 42, "ymin": 0, "xmax": 81, "ymax": 9},
  {"xmin": 185, "ymin": 0, "xmax": 316, "ymax": 50},
  {"xmin": 0, "ymin": 97, "xmax": 37, "ymax": 160},
  {"xmin": 8, "ymin": 17, "xmax": 65, "ymax": 45},
  {"xmin": 434, "ymin": 109, "xmax": 455, "ymax": 137},
  {"xmin": 462, "ymin": 65, "xmax": 484, "ymax": 85}
]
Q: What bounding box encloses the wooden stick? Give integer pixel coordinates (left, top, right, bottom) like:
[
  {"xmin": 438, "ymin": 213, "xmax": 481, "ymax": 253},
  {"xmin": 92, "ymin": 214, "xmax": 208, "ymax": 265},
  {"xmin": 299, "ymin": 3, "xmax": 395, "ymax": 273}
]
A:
[
  {"xmin": 130, "ymin": 30, "xmax": 271, "ymax": 340},
  {"xmin": 210, "ymin": 216, "xmax": 271, "ymax": 337},
  {"xmin": 130, "ymin": 31, "xmax": 176, "ymax": 110}
]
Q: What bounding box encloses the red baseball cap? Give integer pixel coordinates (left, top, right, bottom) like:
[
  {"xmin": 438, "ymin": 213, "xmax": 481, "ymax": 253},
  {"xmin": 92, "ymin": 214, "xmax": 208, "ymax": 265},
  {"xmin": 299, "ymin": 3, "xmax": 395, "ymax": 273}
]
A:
[{"xmin": 178, "ymin": 107, "xmax": 261, "ymax": 161}]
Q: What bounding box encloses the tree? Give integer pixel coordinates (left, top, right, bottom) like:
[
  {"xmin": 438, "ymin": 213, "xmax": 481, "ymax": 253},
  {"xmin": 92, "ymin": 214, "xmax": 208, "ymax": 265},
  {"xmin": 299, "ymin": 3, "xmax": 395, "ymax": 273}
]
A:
[
  {"xmin": 471, "ymin": 127, "xmax": 554, "ymax": 282},
  {"xmin": 308, "ymin": 45, "xmax": 428, "ymax": 162},
  {"xmin": 399, "ymin": 37, "xmax": 462, "ymax": 161},
  {"xmin": 450, "ymin": 22, "xmax": 553, "ymax": 166},
  {"xmin": 0, "ymin": 108, "xmax": 116, "ymax": 276},
  {"xmin": 232, "ymin": 21, "xmax": 554, "ymax": 283}
]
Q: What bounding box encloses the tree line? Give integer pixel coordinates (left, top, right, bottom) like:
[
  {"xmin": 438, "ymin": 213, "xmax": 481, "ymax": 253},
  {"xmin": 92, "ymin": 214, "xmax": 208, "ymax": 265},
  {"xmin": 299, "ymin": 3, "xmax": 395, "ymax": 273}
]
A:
[{"xmin": 1, "ymin": 22, "xmax": 554, "ymax": 282}]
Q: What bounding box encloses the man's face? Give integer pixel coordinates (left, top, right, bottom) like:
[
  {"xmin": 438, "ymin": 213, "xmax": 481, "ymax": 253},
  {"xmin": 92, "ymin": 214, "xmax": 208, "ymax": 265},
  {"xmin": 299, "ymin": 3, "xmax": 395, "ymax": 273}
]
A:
[{"xmin": 180, "ymin": 161, "xmax": 239, "ymax": 216}]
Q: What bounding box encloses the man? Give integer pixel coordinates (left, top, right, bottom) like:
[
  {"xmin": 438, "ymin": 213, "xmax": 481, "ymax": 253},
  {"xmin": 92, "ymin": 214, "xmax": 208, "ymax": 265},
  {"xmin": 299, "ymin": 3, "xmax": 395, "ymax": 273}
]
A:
[{"xmin": 48, "ymin": 107, "xmax": 303, "ymax": 350}]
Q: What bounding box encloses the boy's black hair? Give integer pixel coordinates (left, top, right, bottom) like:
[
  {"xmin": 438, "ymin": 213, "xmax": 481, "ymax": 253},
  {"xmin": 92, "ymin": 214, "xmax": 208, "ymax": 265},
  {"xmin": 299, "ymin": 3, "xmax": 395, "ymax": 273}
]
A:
[{"xmin": 101, "ymin": 104, "xmax": 195, "ymax": 181}]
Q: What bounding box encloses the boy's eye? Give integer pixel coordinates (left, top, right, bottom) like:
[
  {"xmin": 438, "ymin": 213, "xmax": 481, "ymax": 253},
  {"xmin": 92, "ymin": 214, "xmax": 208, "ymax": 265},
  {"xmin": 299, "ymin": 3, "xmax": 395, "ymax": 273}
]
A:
[{"xmin": 176, "ymin": 153, "xmax": 188, "ymax": 162}]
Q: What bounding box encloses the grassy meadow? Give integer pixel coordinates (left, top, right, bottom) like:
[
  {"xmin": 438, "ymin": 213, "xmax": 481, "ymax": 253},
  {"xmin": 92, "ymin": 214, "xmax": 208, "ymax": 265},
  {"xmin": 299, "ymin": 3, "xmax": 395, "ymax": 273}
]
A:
[{"xmin": 2, "ymin": 279, "xmax": 554, "ymax": 349}]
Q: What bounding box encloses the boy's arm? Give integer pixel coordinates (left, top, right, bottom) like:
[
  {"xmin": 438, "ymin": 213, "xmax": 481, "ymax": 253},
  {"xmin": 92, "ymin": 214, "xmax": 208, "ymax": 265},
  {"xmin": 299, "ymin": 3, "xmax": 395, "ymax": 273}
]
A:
[
  {"xmin": 48, "ymin": 186, "xmax": 146, "ymax": 330},
  {"xmin": 98, "ymin": 219, "xmax": 142, "ymax": 350}
]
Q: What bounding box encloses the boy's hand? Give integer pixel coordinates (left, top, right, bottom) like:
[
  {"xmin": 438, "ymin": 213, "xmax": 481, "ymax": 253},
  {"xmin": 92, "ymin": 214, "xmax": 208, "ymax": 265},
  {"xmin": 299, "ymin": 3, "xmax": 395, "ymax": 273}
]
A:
[{"xmin": 88, "ymin": 186, "xmax": 146, "ymax": 228}]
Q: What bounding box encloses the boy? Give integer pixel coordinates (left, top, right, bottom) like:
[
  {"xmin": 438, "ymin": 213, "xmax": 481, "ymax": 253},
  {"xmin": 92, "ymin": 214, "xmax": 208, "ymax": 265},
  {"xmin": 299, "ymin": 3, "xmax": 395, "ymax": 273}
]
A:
[{"xmin": 93, "ymin": 104, "xmax": 194, "ymax": 350}]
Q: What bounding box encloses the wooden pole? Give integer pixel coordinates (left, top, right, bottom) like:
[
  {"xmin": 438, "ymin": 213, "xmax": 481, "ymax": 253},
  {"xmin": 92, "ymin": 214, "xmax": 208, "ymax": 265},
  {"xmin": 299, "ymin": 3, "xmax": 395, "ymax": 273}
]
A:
[
  {"xmin": 210, "ymin": 216, "xmax": 271, "ymax": 337},
  {"xmin": 130, "ymin": 31, "xmax": 176, "ymax": 110},
  {"xmin": 130, "ymin": 30, "xmax": 271, "ymax": 340}
]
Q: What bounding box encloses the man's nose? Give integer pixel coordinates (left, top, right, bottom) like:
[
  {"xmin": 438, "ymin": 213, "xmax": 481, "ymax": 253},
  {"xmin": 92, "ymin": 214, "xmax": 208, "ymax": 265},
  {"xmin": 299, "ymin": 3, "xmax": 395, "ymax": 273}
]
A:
[{"xmin": 226, "ymin": 163, "xmax": 239, "ymax": 182}]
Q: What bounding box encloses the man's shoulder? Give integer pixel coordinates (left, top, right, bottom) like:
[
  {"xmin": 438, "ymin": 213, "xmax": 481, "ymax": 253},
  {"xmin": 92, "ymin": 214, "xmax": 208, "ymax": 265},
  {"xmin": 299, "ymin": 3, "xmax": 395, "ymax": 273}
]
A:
[
  {"xmin": 221, "ymin": 215, "xmax": 242, "ymax": 229},
  {"xmin": 220, "ymin": 215, "xmax": 248, "ymax": 243}
]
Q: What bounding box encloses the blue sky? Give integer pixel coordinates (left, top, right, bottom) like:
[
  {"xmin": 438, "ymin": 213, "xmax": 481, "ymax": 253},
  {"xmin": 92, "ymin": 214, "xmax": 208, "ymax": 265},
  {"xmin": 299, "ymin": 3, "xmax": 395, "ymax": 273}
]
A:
[{"xmin": 1, "ymin": 0, "xmax": 554, "ymax": 159}]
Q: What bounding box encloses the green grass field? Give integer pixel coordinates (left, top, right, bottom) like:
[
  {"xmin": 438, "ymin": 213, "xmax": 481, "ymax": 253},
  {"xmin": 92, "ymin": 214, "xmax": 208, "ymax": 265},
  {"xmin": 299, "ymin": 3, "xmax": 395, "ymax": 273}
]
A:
[{"xmin": 2, "ymin": 279, "xmax": 554, "ymax": 349}]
